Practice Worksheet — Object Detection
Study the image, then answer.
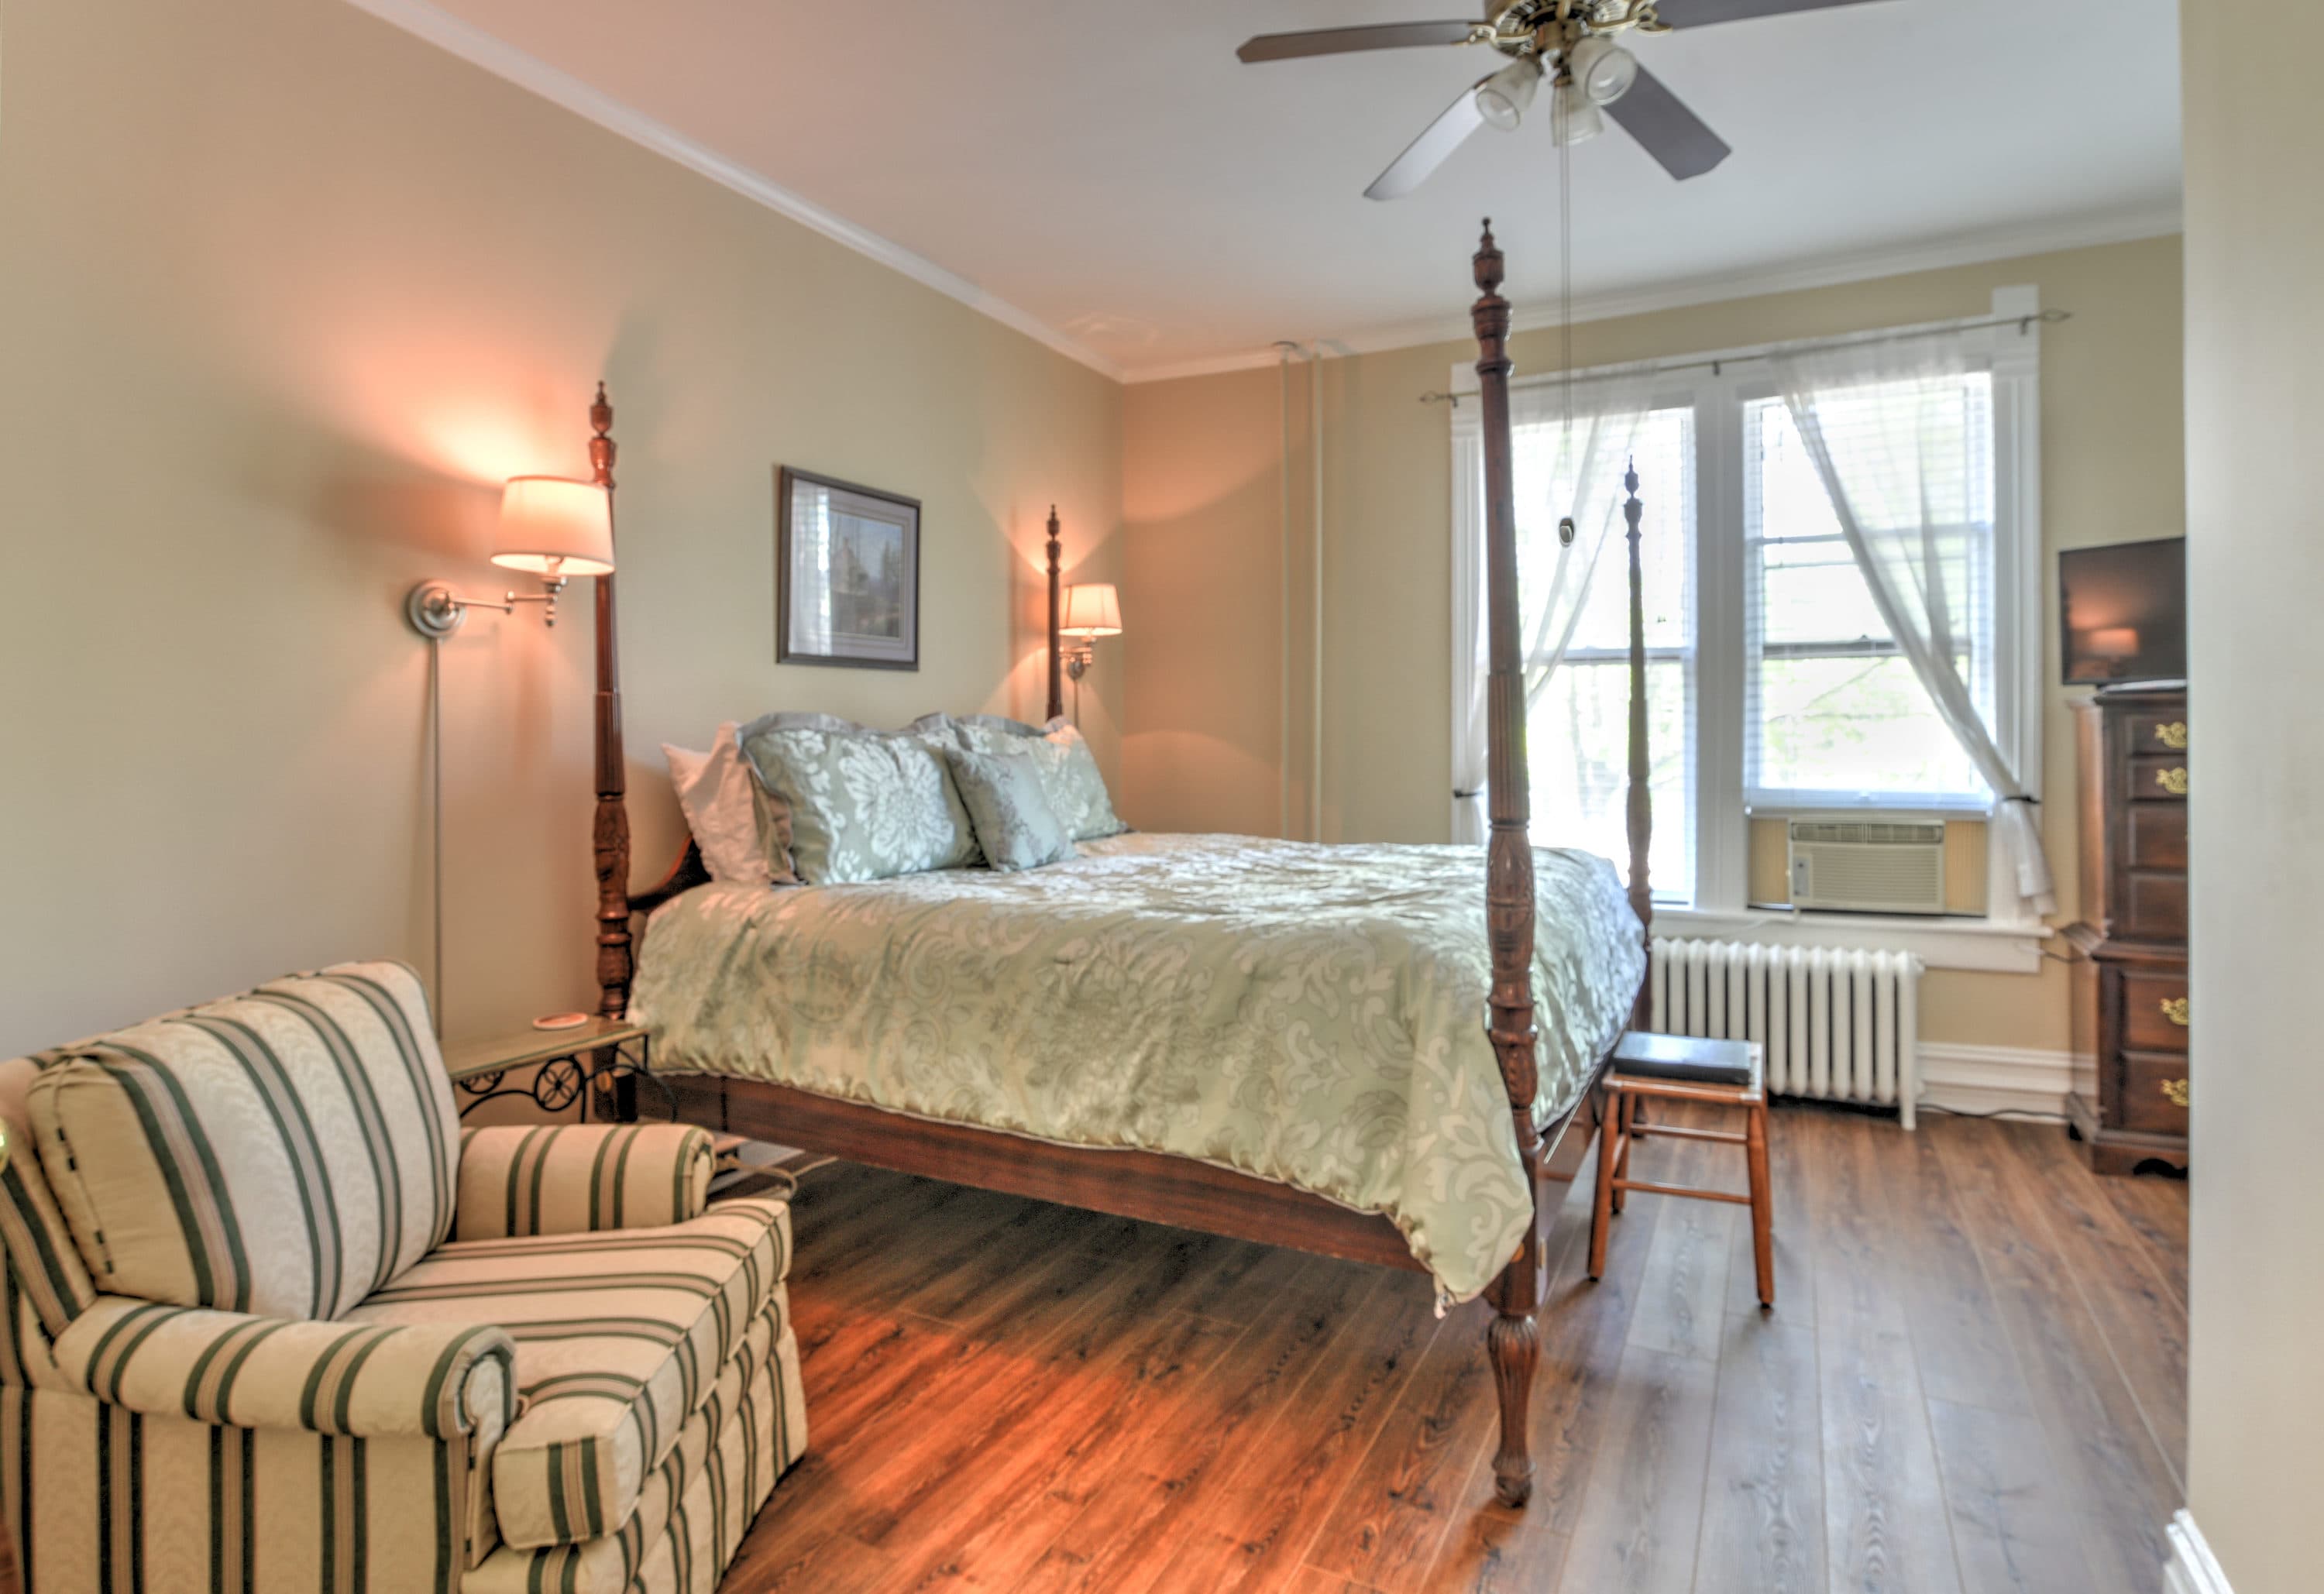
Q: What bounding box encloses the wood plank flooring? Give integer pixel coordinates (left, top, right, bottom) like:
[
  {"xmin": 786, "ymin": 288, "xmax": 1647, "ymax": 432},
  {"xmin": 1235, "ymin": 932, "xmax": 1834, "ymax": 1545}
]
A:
[{"xmin": 727, "ymin": 1104, "xmax": 2187, "ymax": 1593}]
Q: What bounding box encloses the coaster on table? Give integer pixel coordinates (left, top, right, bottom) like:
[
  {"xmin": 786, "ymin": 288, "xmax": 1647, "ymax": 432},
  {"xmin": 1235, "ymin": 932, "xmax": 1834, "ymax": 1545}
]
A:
[{"xmin": 531, "ymin": 1012, "xmax": 590, "ymax": 1031}]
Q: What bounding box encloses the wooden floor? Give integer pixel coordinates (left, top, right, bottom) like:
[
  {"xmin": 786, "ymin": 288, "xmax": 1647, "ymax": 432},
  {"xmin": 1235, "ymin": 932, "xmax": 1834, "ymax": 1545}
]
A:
[{"xmin": 727, "ymin": 1103, "xmax": 2188, "ymax": 1594}]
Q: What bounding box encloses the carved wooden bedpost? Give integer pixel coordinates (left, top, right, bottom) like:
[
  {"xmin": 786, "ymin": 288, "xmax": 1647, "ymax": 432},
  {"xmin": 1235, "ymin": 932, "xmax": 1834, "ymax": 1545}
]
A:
[
  {"xmin": 1624, "ymin": 461, "xmax": 1654, "ymax": 1024},
  {"xmin": 590, "ymin": 383, "xmax": 632, "ymax": 1022},
  {"xmin": 1471, "ymin": 222, "xmax": 1545, "ymax": 1510},
  {"xmin": 1044, "ymin": 506, "xmax": 1064, "ymax": 723}
]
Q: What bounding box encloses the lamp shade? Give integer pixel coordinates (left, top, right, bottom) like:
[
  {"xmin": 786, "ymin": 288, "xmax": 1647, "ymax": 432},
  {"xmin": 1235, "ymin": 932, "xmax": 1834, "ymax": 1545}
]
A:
[
  {"xmin": 491, "ymin": 476, "xmax": 614, "ymax": 576},
  {"xmin": 1060, "ymin": 582, "xmax": 1123, "ymax": 637}
]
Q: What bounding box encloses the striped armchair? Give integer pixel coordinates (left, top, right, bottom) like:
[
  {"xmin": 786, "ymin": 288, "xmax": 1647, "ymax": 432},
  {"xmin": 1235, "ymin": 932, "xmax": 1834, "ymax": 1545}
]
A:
[{"xmin": 0, "ymin": 961, "xmax": 806, "ymax": 1593}]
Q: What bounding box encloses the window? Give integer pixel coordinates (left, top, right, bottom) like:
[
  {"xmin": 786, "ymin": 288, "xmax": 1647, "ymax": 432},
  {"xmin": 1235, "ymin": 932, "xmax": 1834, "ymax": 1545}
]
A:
[
  {"xmin": 1519, "ymin": 405, "xmax": 1698, "ymax": 904},
  {"xmin": 1451, "ymin": 297, "xmax": 2041, "ymax": 926},
  {"xmin": 1744, "ymin": 380, "xmax": 1996, "ymax": 806}
]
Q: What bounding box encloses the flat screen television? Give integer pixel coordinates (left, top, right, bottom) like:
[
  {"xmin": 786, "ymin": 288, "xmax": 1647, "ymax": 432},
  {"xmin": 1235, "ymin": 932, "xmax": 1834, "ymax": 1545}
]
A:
[{"xmin": 2061, "ymin": 537, "xmax": 2186, "ymax": 687}]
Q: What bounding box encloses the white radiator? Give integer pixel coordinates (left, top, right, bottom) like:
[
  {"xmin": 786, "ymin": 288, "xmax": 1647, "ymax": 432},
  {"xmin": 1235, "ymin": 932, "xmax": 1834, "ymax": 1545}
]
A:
[{"xmin": 1647, "ymin": 937, "xmax": 1925, "ymax": 1129}]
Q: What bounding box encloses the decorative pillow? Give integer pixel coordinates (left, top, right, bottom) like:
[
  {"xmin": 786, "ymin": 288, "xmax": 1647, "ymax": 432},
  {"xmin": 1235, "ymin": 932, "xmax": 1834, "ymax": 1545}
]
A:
[
  {"xmin": 945, "ymin": 714, "xmax": 1046, "ymax": 753},
  {"xmin": 944, "ymin": 747, "xmax": 1075, "ymax": 871},
  {"xmin": 739, "ymin": 725, "xmax": 978, "ymax": 884},
  {"xmin": 944, "ymin": 717, "xmax": 1126, "ymax": 841},
  {"xmin": 662, "ymin": 725, "xmax": 787, "ymax": 885}
]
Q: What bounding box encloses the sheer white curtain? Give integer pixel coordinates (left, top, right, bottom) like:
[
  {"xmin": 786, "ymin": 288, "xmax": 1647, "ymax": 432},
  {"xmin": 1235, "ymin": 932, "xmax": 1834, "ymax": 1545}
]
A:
[
  {"xmin": 1452, "ymin": 367, "xmax": 1656, "ymax": 842},
  {"xmin": 1773, "ymin": 338, "xmax": 2056, "ymax": 916}
]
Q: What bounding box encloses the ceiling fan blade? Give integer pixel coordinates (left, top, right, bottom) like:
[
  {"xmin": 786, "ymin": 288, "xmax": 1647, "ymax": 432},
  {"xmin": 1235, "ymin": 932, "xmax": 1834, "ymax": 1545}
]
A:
[
  {"xmin": 1364, "ymin": 77, "xmax": 1490, "ymax": 200},
  {"xmin": 1648, "ymin": 0, "xmax": 1891, "ymax": 27},
  {"xmin": 1237, "ymin": 21, "xmax": 1478, "ymax": 64},
  {"xmin": 1605, "ymin": 65, "xmax": 1731, "ymax": 180}
]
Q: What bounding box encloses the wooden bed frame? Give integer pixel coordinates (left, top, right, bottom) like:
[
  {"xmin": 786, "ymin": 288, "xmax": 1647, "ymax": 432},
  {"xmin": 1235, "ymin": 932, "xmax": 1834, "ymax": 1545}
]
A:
[{"xmin": 585, "ymin": 223, "xmax": 1653, "ymax": 1509}]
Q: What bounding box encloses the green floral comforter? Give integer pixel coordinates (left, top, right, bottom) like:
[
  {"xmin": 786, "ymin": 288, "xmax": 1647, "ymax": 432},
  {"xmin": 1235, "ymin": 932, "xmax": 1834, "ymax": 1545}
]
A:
[{"xmin": 631, "ymin": 833, "xmax": 1644, "ymax": 1302}]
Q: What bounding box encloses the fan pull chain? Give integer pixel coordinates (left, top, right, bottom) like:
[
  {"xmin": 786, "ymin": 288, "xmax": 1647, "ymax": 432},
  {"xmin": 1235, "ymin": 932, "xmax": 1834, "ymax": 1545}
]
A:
[{"xmin": 1557, "ymin": 52, "xmax": 1578, "ymax": 549}]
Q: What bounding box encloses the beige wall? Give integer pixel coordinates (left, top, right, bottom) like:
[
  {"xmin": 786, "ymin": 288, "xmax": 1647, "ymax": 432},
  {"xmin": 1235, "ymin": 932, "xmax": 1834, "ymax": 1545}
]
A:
[
  {"xmin": 0, "ymin": 0, "xmax": 1121, "ymax": 1054},
  {"xmin": 2182, "ymin": 2, "xmax": 2324, "ymax": 1587},
  {"xmin": 1124, "ymin": 236, "xmax": 2184, "ymax": 1049}
]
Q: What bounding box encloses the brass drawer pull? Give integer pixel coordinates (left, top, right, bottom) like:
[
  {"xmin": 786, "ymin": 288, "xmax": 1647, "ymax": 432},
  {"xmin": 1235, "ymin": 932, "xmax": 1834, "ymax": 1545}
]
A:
[
  {"xmin": 2160, "ymin": 996, "xmax": 2190, "ymax": 1026},
  {"xmin": 2161, "ymin": 1077, "xmax": 2189, "ymax": 1109},
  {"xmin": 2154, "ymin": 721, "xmax": 2188, "ymax": 751},
  {"xmin": 2156, "ymin": 766, "xmax": 2189, "ymax": 796}
]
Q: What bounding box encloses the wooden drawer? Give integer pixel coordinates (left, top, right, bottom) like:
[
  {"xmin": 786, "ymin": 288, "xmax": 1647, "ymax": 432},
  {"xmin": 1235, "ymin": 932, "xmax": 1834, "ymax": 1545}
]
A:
[
  {"xmin": 2126, "ymin": 803, "xmax": 2187, "ymax": 871},
  {"xmin": 2120, "ymin": 968, "xmax": 2192, "ymax": 1052},
  {"xmin": 2116, "ymin": 1049, "xmax": 2191, "ymax": 1135},
  {"xmin": 2117, "ymin": 871, "xmax": 2188, "ymax": 943},
  {"xmin": 2129, "ymin": 753, "xmax": 2189, "ymax": 802},
  {"xmin": 2126, "ymin": 711, "xmax": 2189, "ymax": 755}
]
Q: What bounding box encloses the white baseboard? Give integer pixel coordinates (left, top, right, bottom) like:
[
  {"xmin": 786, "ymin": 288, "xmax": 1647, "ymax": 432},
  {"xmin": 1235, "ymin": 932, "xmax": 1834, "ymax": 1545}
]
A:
[
  {"xmin": 2165, "ymin": 1511, "xmax": 2233, "ymax": 1594},
  {"xmin": 1916, "ymin": 1042, "xmax": 2075, "ymax": 1120}
]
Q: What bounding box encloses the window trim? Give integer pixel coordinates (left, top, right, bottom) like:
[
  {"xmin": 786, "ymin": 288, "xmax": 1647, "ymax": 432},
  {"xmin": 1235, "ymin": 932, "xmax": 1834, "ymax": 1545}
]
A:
[{"xmin": 1449, "ymin": 285, "xmax": 2049, "ymax": 943}]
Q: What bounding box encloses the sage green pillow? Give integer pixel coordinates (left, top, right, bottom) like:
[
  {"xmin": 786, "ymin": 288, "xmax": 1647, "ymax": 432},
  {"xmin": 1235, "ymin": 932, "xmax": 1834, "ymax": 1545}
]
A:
[
  {"xmin": 738, "ymin": 726, "xmax": 977, "ymax": 884},
  {"xmin": 947, "ymin": 720, "xmax": 1126, "ymax": 842},
  {"xmin": 944, "ymin": 747, "xmax": 1075, "ymax": 872}
]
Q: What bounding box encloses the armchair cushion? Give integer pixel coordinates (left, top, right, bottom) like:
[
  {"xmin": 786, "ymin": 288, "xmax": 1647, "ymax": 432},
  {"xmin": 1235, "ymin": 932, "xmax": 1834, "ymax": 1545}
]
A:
[
  {"xmin": 455, "ymin": 1123, "xmax": 715, "ymax": 1242},
  {"xmin": 347, "ymin": 1194, "xmax": 792, "ymax": 1549},
  {"xmin": 26, "ymin": 961, "xmax": 459, "ymax": 1321},
  {"xmin": 50, "ymin": 1296, "xmax": 516, "ymax": 1441}
]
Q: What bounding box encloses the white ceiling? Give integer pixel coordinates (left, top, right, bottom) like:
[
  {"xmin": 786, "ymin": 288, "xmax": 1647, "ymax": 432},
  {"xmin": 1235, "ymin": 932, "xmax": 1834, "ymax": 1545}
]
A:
[{"xmin": 373, "ymin": 0, "xmax": 2181, "ymax": 379}]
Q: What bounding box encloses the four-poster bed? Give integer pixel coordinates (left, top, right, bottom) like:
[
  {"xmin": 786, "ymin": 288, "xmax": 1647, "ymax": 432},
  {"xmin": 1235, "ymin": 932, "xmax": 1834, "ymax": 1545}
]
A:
[{"xmin": 579, "ymin": 222, "xmax": 1653, "ymax": 1507}]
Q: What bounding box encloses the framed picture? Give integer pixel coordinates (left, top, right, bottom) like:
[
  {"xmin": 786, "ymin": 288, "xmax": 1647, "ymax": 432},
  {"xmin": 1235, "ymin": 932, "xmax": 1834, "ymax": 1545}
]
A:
[{"xmin": 775, "ymin": 467, "xmax": 921, "ymax": 671}]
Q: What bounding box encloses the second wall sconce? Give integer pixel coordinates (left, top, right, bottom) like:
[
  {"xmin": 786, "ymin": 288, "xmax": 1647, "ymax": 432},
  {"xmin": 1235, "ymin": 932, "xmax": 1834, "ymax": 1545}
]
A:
[
  {"xmin": 406, "ymin": 475, "xmax": 615, "ymax": 637},
  {"xmin": 1059, "ymin": 582, "xmax": 1123, "ymax": 684}
]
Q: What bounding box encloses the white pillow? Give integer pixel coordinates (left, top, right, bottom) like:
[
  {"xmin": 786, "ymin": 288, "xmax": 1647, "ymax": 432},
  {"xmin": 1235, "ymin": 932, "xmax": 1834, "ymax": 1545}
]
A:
[{"xmin": 662, "ymin": 723, "xmax": 776, "ymax": 885}]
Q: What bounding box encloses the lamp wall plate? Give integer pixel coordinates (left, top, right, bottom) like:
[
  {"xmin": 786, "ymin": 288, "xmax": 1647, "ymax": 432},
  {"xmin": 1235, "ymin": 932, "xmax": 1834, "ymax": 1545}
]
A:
[{"xmin": 407, "ymin": 581, "xmax": 467, "ymax": 639}]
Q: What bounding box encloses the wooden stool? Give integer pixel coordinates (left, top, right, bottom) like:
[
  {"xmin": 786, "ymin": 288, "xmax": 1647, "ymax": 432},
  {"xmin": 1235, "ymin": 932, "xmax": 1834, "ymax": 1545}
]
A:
[{"xmin": 1588, "ymin": 1032, "xmax": 1775, "ymax": 1309}]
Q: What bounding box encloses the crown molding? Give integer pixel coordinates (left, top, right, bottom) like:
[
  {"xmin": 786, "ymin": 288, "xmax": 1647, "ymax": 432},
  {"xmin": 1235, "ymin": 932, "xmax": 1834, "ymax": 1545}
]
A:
[
  {"xmin": 339, "ymin": 0, "xmax": 1123, "ymax": 382},
  {"xmin": 1123, "ymin": 203, "xmax": 2182, "ymax": 386}
]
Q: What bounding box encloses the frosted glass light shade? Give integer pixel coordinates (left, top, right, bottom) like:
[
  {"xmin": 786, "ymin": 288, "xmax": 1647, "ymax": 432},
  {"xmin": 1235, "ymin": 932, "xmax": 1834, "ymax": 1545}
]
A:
[
  {"xmin": 1549, "ymin": 84, "xmax": 1604, "ymax": 146},
  {"xmin": 491, "ymin": 476, "xmax": 614, "ymax": 576},
  {"xmin": 1474, "ymin": 57, "xmax": 1542, "ymax": 133},
  {"xmin": 1060, "ymin": 582, "xmax": 1123, "ymax": 637},
  {"xmin": 1566, "ymin": 36, "xmax": 1638, "ymax": 105}
]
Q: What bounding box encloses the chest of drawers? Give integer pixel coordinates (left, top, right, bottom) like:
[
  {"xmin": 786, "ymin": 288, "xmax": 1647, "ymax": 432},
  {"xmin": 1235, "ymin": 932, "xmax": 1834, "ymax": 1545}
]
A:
[{"xmin": 2065, "ymin": 689, "xmax": 2189, "ymax": 1174}]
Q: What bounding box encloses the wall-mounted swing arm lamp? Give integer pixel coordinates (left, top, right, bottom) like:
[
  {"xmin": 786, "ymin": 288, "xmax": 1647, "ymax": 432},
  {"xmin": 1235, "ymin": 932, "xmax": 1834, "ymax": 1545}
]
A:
[
  {"xmin": 404, "ymin": 475, "xmax": 616, "ymax": 637},
  {"xmin": 1058, "ymin": 582, "xmax": 1123, "ymax": 683}
]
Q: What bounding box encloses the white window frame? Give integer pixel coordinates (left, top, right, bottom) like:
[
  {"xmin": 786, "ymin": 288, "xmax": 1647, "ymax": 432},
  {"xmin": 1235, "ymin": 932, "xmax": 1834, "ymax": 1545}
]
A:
[{"xmin": 1449, "ymin": 287, "xmax": 2047, "ymax": 972}]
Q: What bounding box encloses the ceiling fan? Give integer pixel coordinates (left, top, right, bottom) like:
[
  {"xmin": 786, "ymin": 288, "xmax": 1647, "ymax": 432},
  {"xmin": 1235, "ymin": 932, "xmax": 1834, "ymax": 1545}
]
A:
[{"xmin": 1238, "ymin": 0, "xmax": 1889, "ymax": 199}]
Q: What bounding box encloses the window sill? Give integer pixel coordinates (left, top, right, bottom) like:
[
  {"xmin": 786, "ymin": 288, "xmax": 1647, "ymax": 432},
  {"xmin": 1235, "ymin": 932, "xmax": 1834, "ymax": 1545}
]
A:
[{"xmin": 1647, "ymin": 905, "xmax": 2051, "ymax": 974}]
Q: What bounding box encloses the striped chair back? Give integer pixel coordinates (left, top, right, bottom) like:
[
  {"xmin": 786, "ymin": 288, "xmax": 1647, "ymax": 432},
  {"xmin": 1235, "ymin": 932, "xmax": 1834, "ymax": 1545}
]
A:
[{"xmin": 20, "ymin": 961, "xmax": 459, "ymax": 1322}]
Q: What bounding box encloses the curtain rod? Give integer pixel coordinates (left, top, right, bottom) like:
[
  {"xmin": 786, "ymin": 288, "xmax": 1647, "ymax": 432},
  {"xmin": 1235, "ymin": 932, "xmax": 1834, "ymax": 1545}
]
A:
[{"xmin": 1418, "ymin": 307, "xmax": 2071, "ymax": 406}]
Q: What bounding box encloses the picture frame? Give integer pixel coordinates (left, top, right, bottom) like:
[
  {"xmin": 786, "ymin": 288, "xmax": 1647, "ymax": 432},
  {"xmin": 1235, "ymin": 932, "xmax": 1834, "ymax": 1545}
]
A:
[{"xmin": 775, "ymin": 467, "xmax": 921, "ymax": 671}]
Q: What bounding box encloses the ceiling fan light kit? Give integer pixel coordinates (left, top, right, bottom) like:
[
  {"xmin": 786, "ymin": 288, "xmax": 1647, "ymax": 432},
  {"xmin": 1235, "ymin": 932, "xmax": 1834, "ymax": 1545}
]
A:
[{"xmin": 1238, "ymin": 0, "xmax": 1889, "ymax": 196}]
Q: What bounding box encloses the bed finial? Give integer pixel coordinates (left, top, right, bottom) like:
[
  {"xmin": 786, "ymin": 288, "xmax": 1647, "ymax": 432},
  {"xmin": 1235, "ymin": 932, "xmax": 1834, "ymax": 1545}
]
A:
[
  {"xmin": 589, "ymin": 381, "xmax": 616, "ymax": 490},
  {"xmin": 1473, "ymin": 220, "xmax": 1504, "ymax": 296}
]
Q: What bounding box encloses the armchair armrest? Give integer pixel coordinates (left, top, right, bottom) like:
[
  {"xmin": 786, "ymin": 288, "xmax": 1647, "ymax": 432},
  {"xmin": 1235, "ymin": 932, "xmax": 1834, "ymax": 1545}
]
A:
[
  {"xmin": 454, "ymin": 1123, "xmax": 713, "ymax": 1241},
  {"xmin": 52, "ymin": 1296, "xmax": 514, "ymax": 1440}
]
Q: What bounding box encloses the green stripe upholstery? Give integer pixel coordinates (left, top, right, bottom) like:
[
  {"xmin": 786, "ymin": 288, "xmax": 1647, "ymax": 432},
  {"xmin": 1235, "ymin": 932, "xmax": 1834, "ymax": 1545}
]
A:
[
  {"xmin": 349, "ymin": 1196, "xmax": 792, "ymax": 1550},
  {"xmin": 26, "ymin": 962, "xmax": 458, "ymax": 1321},
  {"xmin": 49, "ymin": 1297, "xmax": 514, "ymax": 1440},
  {"xmin": 453, "ymin": 1124, "xmax": 715, "ymax": 1241},
  {"xmin": 0, "ymin": 1055, "xmax": 98, "ymax": 1340}
]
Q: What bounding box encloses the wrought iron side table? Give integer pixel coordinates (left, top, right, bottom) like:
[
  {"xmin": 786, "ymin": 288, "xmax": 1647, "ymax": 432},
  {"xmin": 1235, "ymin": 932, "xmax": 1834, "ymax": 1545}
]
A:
[{"xmin": 440, "ymin": 1017, "xmax": 672, "ymax": 1122}]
